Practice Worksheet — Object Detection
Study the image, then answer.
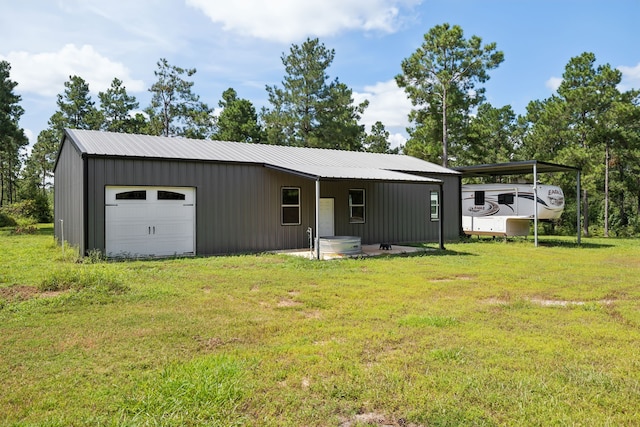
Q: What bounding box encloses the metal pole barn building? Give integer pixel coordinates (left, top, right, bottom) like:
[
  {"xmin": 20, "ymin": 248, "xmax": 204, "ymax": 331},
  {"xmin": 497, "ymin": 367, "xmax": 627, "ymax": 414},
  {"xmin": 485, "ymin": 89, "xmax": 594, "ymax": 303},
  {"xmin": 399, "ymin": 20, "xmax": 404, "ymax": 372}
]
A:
[{"xmin": 54, "ymin": 129, "xmax": 461, "ymax": 258}]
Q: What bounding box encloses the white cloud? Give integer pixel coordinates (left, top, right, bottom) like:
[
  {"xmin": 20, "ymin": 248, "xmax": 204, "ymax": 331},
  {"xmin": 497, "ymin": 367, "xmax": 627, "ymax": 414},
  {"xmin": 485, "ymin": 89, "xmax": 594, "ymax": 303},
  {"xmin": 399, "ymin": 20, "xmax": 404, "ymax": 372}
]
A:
[
  {"xmin": 354, "ymin": 79, "xmax": 412, "ymax": 130},
  {"xmin": 389, "ymin": 132, "xmax": 407, "ymax": 150},
  {"xmin": 186, "ymin": 0, "xmax": 421, "ymax": 43},
  {"xmin": 22, "ymin": 129, "xmax": 35, "ymax": 155},
  {"xmin": 618, "ymin": 62, "xmax": 640, "ymax": 91},
  {"xmin": 545, "ymin": 76, "xmax": 562, "ymax": 92},
  {"xmin": 1, "ymin": 44, "xmax": 145, "ymax": 97}
]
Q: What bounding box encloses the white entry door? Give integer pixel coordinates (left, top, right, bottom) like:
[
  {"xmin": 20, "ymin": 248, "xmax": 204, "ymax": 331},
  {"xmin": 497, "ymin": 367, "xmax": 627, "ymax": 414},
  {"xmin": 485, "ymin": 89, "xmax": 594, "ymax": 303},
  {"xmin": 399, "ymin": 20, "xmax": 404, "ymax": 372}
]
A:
[
  {"xmin": 105, "ymin": 186, "xmax": 195, "ymax": 257},
  {"xmin": 318, "ymin": 198, "xmax": 335, "ymax": 237}
]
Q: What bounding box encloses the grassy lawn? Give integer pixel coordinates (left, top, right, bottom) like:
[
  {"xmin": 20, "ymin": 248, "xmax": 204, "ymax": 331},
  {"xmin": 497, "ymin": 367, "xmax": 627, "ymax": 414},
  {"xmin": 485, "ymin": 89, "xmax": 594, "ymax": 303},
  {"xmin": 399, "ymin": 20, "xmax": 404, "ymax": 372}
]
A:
[{"xmin": 1, "ymin": 225, "xmax": 639, "ymax": 426}]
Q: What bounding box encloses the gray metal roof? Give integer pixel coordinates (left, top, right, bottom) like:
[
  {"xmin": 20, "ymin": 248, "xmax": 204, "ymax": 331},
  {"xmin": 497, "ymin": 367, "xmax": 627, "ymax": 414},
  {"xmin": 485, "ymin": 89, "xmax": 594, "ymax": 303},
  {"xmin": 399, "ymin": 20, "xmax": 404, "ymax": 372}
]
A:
[
  {"xmin": 454, "ymin": 160, "xmax": 580, "ymax": 177},
  {"xmin": 63, "ymin": 129, "xmax": 459, "ymax": 182}
]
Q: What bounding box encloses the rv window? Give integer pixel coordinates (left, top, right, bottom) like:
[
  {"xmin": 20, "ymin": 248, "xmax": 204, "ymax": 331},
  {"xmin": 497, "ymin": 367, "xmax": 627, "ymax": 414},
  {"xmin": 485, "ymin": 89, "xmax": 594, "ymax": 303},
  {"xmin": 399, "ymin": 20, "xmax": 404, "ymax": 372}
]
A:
[
  {"xmin": 115, "ymin": 190, "xmax": 146, "ymax": 200},
  {"xmin": 349, "ymin": 189, "xmax": 365, "ymax": 223},
  {"xmin": 474, "ymin": 191, "xmax": 485, "ymax": 206},
  {"xmin": 498, "ymin": 193, "xmax": 514, "ymax": 204},
  {"xmin": 430, "ymin": 191, "xmax": 440, "ymax": 221},
  {"xmin": 158, "ymin": 190, "xmax": 186, "ymax": 200},
  {"xmin": 282, "ymin": 187, "xmax": 300, "ymax": 225}
]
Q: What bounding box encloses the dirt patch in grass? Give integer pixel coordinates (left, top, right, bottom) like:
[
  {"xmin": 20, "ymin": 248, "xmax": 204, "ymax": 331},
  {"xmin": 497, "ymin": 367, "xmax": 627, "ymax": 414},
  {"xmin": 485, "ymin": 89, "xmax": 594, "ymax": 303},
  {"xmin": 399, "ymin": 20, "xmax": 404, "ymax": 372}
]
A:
[
  {"xmin": 339, "ymin": 412, "xmax": 422, "ymax": 427},
  {"xmin": 0, "ymin": 285, "xmax": 62, "ymax": 302},
  {"xmin": 484, "ymin": 297, "xmax": 615, "ymax": 307},
  {"xmin": 430, "ymin": 275, "xmax": 474, "ymax": 283},
  {"xmin": 277, "ymin": 298, "xmax": 302, "ymax": 307},
  {"xmin": 0, "ymin": 285, "xmax": 39, "ymax": 301},
  {"xmin": 303, "ymin": 310, "xmax": 322, "ymax": 319}
]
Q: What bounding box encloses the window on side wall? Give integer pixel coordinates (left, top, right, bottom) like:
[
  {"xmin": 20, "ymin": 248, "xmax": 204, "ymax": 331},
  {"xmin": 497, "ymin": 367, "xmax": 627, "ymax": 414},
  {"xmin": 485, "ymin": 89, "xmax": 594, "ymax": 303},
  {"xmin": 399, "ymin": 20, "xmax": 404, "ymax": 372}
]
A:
[
  {"xmin": 349, "ymin": 189, "xmax": 365, "ymax": 223},
  {"xmin": 430, "ymin": 190, "xmax": 440, "ymax": 221},
  {"xmin": 282, "ymin": 187, "xmax": 301, "ymax": 225}
]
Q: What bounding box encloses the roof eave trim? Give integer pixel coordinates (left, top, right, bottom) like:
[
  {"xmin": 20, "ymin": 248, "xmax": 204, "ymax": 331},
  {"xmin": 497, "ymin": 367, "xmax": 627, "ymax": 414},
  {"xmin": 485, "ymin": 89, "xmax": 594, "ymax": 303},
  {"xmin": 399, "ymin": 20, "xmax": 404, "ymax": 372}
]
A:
[
  {"xmin": 264, "ymin": 164, "xmax": 320, "ymax": 180},
  {"xmin": 53, "ymin": 130, "xmax": 84, "ymax": 173}
]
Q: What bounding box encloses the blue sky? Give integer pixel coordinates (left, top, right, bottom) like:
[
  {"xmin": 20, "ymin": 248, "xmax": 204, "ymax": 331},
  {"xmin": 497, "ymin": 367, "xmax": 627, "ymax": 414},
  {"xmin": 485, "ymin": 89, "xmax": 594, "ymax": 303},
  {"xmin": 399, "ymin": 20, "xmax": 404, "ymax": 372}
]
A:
[{"xmin": 1, "ymin": 0, "xmax": 638, "ymax": 150}]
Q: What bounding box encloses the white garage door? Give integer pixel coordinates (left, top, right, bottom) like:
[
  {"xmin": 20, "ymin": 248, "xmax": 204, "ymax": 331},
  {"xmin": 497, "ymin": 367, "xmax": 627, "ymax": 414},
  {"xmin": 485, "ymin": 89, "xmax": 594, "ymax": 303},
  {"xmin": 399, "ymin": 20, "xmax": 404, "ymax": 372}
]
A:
[{"xmin": 105, "ymin": 186, "xmax": 195, "ymax": 257}]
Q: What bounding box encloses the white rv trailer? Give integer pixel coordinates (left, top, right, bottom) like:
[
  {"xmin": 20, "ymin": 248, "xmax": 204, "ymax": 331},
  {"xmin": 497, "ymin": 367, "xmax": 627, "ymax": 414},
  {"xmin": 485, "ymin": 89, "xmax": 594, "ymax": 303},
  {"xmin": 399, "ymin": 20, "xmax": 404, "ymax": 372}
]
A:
[{"xmin": 461, "ymin": 183, "xmax": 565, "ymax": 237}]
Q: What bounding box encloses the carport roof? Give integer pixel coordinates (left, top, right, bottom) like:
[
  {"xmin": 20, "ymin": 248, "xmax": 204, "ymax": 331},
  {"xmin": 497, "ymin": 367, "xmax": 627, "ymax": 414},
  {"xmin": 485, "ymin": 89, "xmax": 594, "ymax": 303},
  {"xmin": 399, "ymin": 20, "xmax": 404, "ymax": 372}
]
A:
[
  {"xmin": 61, "ymin": 129, "xmax": 458, "ymax": 183},
  {"xmin": 454, "ymin": 160, "xmax": 580, "ymax": 177}
]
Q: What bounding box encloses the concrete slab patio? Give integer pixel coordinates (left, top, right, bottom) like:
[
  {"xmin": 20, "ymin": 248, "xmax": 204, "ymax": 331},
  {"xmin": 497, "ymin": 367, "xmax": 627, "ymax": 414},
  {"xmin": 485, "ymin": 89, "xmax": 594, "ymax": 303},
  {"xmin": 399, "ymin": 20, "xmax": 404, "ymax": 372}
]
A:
[{"xmin": 275, "ymin": 244, "xmax": 429, "ymax": 260}]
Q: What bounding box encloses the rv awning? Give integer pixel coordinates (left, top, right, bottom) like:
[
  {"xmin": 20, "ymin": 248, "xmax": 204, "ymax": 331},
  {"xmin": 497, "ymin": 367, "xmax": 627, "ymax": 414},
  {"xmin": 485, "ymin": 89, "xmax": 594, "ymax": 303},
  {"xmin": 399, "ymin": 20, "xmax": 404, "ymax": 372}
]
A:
[{"xmin": 454, "ymin": 160, "xmax": 580, "ymax": 177}]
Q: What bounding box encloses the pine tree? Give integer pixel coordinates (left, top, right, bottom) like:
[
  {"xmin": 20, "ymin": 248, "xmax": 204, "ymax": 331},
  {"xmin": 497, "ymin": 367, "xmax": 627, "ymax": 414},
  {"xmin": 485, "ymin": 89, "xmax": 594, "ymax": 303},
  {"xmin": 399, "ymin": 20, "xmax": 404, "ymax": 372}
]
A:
[
  {"xmin": 25, "ymin": 75, "xmax": 100, "ymax": 196},
  {"xmin": 99, "ymin": 77, "xmax": 145, "ymax": 133},
  {"xmin": 396, "ymin": 23, "xmax": 504, "ymax": 167},
  {"xmin": 262, "ymin": 38, "xmax": 368, "ymax": 150},
  {"xmin": 0, "ymin": 60, "xmax": 28, "ymax": 206},
  {"xmin": 363, "ymin": 121, "xmax": 398, "ymax": 154},
  {"xmin": 216, "ymin": 88, "xmax": 262, "ymax": 143},
  {"xmin": 146, "ymin": 58, "xmax": 214, "ymax": 138},
  {"xmin": 521, "ymin": 52, "xmax": 639, "ymax": 236}
]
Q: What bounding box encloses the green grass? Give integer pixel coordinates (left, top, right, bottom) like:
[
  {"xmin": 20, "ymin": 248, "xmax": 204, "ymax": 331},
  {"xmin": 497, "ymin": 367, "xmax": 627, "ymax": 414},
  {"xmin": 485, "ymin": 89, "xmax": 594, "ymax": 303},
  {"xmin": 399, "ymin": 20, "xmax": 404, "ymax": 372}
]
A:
[{"xmin": 1, "ymin": 226, "xmax": 640, "ymax": 426}]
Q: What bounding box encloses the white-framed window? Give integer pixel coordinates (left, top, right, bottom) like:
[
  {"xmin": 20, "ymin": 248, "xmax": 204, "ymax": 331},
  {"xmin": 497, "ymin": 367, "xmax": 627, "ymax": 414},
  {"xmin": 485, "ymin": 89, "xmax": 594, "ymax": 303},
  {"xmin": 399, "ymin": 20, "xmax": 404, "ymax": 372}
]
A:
[
  {"xmin": 430, "ymin": 190, "xmax": 440, "ymax": 221},
  {"xmin": 349, "ymin": 189, "xmax": 365, "ymax": 223},
  {"xmin": 282, "ymin": 187, "xmax": 301, "ymax": 225}
]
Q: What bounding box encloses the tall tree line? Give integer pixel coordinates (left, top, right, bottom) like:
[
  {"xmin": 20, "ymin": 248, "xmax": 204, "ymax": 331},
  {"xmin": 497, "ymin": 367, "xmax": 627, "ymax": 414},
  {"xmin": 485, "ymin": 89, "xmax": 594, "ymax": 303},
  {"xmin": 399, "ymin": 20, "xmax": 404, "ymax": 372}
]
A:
[
  {"xmin": 395, "ymin": 25, "xmax": 640, "ymax": 236},
  {"xmin": 518, "ymin": 53, "xmax": 640, "ymax": 236},
  {"xmin": 1, "ymin": 25, "xmax": 639, "ymax": 235}
]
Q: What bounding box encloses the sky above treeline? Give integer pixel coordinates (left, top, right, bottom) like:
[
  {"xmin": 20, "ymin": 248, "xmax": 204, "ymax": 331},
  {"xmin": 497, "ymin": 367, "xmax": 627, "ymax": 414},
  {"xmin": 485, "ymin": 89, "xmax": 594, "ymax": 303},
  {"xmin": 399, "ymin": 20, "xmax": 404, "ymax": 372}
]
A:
[{"xmin": 1, "ymin": 0, "xmax": 639, "ymax": 150}]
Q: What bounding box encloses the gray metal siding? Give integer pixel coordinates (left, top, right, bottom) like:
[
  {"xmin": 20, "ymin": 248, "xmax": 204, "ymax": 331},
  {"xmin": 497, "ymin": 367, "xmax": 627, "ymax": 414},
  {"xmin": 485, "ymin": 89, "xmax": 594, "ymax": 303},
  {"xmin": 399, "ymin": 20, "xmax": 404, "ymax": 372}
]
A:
[
  {"xmin": 439, "ymin": 174, "xmax": 462, "ymax": 239},
  {"xmin": 320, "ymin": 180, "xmax": 449, "ymax": 244},
  {"xmin": 86, "ymin": 157, "xmax": 318, "ymax": 255},
  {"xmin": 53, "ymin": 139, "xmax": 85, "ymax": 253},
  {"xmin": 83, "ymin": 157, "xmax": 461, "ymax": 256},
  {"xmin": 403, "ymin": 172, "xmax": 461, "ymax": 241}
]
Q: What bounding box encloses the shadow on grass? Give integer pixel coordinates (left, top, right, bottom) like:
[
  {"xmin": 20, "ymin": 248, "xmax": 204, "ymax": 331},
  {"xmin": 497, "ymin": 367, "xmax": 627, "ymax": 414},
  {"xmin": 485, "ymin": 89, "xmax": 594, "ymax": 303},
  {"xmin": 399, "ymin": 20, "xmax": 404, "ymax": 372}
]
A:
[
  {"xmin": 374, "ymin": 248, "xmax": 476, "ymax": 259},
  {"xmin": 36, "ymin": 225, "xmax": 54, "ymax": 236},
  {"xmin": 536, "ymin": 239, "xmax": 614, "ymax": 249},
  {"xmin": 459, "ymin": 235, "xmax": 614, "ymax": 249},
  {"xmin": 0, "ymin": 224, "xmax": 54, "ymax": 236}
]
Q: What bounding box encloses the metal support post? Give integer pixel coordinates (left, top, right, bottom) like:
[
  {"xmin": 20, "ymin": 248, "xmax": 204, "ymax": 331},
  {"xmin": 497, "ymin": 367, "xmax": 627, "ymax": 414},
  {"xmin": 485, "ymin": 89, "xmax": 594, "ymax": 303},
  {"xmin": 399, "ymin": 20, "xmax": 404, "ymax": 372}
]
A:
[
  {"xmin": 533, "ymin": 163, "xmax": 538, "ymax": 247},
  {"xmin": 577, "ymin": 171, "xmax": 581, "ymax": 245},
  {"xmin": 315, "ymin": 179, "xmax": 320, "ymax": 260}
]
